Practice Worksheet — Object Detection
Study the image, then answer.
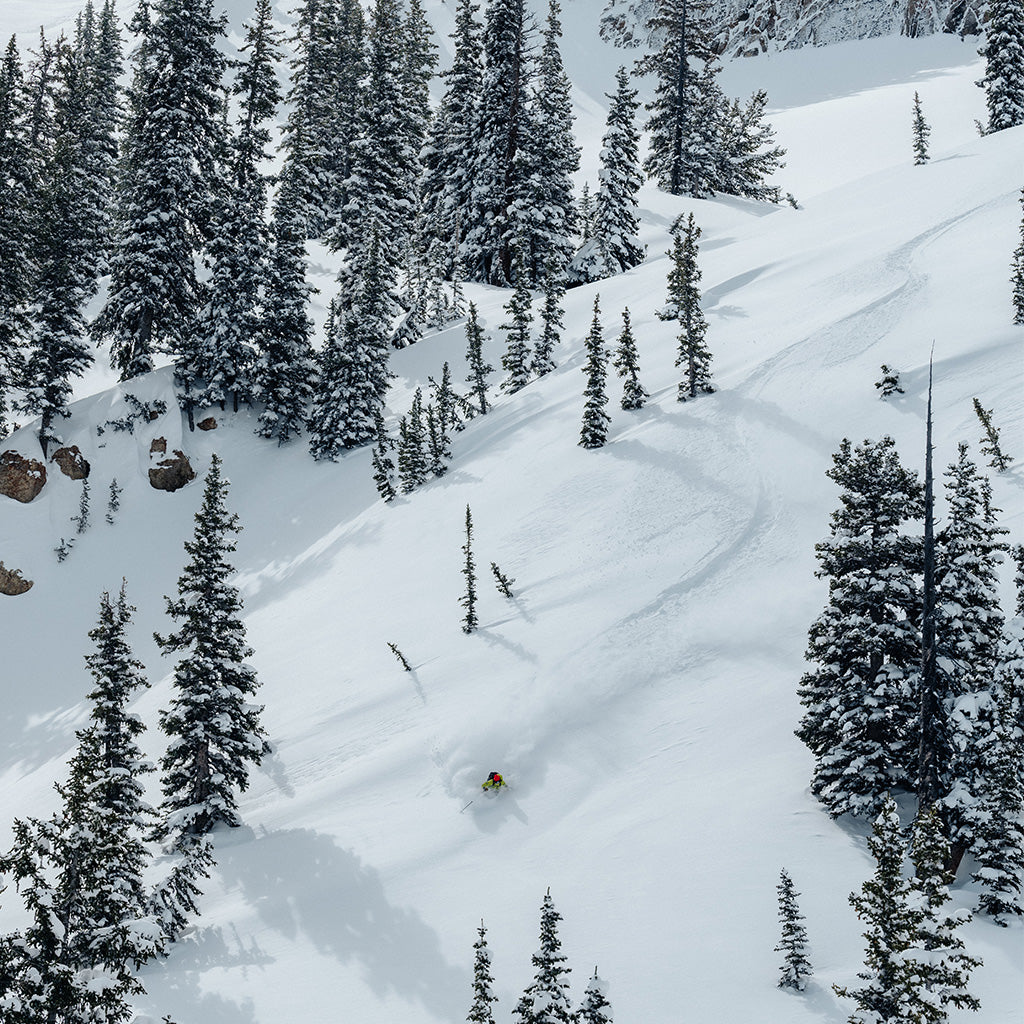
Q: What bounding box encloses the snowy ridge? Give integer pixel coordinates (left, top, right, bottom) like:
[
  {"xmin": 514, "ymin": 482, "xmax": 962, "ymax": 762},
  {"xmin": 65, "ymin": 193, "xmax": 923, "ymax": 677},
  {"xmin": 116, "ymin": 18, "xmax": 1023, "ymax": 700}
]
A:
[{"xmin": 0, "ymin": 19, "xmax": 1022, "ymax": 1024}]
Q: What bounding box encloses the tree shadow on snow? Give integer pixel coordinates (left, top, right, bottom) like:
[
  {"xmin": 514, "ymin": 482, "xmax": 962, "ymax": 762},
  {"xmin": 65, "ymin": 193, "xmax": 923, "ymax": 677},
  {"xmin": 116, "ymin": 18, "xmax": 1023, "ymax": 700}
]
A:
[{"xmin": 212, "ymin": 827, "xmax": 469, "ymax": 1021}]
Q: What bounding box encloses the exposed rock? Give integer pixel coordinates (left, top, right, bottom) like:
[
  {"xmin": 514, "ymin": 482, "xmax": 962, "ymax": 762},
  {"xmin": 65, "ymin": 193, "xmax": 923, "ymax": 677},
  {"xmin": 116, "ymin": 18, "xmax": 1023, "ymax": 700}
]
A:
[
  {"xmin": 149, "ymin": 409, "xmax": 160, "ymax": 421},
  {"xmin": 150, "ymin": 437, "xmax": 167, "ymax": 455},
  {"xmin": 198, "ymin": 416, "xmax": 217, "ymax": 431},
  {"xmin": 51, "ymin": 445, "xmax": 91, "ymax": 480},
  {"xmin": 0, "ymin": 562, "xmax": 33, "ymax": 596},
  {"xmin": 149, "ymin": 449, "xmax": 195, "ymax": 492},
  {"xmin": 0, "ymin": 450, "xmax": 46, "ymax": 503}
]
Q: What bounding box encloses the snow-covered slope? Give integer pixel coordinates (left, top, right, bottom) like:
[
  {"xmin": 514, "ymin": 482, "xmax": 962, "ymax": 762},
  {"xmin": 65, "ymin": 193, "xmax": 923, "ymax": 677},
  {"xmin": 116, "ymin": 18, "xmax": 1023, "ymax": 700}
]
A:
[{"xmin": 0, "ymin": 13, "xmax": 1021, "ymax": 1024}]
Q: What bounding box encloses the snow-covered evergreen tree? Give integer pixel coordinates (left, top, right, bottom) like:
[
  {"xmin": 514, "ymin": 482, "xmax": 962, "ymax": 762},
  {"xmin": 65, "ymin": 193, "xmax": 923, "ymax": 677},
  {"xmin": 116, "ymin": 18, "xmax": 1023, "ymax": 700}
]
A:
[
  {"xmin": 972, "ymin": 397, "xmax": 1013, "ymax": 471},
  {"xmin": 466, "ymin": 302, "xmax": 494, "ymax": 414},
  {"xmin": 580, "ymin": 295, "xmax": 611, "ymax": 449},
  {"xmin": 613, "ymin": 307, "xmax": 647, "ymax": 411},
  {"xmin": 576, "ymin": 969, "xmax": 613, "ymax": 1024},
  {"xmin": 1013, "ymin": 191, "xmax": 1024, "ymax": 324},
  {"xmin": 461, "ymin": 504, "xmax": 478, "ymax": 633},
  {"xmin": 155, "ymin": 454, "xmax": 267, "ymax": 841},
  {"xmin": 797, "ymin": 437, "xmax": 923, "ymax": 818},
  {"xmin": 775, "ymin": 868, "xmax": 812, "ymax": 990},
  {"xmin": 464, "ymin": 0, "xmax": 533, "ymax": 284},
  {"xmin": 254, "ymin": 179, "xmax": 317, "ymax": 445},
  {"xmin": 467, "ymin": 920, "xmax": 498, "ymax": 1023},
  {"xmin": 106, "ymin": 475, "xmax": 122, "ymax": 524},
  {"xmin": 716, "ymin": 89, "xmax": 786, "ymax": 202},
  {"xmin": 398, "ymin": 392, "xmax": 428, "ymax": 493},
  {"xmin": 912, "ymin": 90, "xmax": 930, "ymax": 164},
  {"xmin": 660, "ymin": 213, "xmax": 713, "ymax": 401},
  {"xmin": 501, "ymin": 247, "xmax": 534, "ymax": 394},
  {"xmin": 93, "ymin": 0, "xmax": 227, "ymax": 381},
  {"xmin": 935, "ymin": 444, "xmax": 1008, "ymax": 868},
  {"xmin": 371, "ymin": 410, "xmax": 397, "ymax": 503},
  {"xmin": 533, "ymin": 263, "xmax": 563, "ymax": 378},
  {"xmin": 569, "ymin": 66, "xmax": 643, "ymax": 284},
  {"xmin": 979, "ymin": 0, "xmax": 1024, "ymax": 133},
  {"xmin": 512, "ymin": 889, "xmax": 573, "ymax": 1024}
]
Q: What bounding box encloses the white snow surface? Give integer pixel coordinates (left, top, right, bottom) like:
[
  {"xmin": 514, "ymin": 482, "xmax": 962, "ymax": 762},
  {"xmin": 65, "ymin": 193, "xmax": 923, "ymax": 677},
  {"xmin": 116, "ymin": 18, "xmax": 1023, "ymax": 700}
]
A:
[{"xmin": 0, "ymin": 4, "xmax": 1022, "ymax": 1021}]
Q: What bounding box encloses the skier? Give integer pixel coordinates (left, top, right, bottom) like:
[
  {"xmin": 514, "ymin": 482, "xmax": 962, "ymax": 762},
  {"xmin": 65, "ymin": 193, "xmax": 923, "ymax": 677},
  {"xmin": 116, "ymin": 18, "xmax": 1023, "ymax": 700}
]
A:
[{"xmin": 482, "ymin": 771, "xmax": 506, "ymax": 792}]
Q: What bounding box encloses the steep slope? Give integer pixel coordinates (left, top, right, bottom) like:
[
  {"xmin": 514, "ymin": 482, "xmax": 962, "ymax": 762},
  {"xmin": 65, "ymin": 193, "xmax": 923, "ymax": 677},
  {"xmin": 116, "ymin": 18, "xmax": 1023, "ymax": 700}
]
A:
[{"xmin": 0, "ymin": 27, "xmax": 1022, "ymax": 1024}]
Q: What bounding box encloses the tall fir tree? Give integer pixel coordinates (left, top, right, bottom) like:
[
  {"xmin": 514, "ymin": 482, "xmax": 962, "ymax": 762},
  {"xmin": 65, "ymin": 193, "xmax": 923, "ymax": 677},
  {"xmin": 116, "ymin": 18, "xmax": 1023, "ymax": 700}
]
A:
[
  {"xmin": 532, "ymin": 262, "xmax": 563, "ymax": 377},
  {"xmin": 580, "ymin": 295, "xmax": 611, "ymax": 449},
  {"xmin": 467, "ymin": 920, "xmax": 499, "ymax": 1024},
  {"xmin": 254, "ymin": 178, "xmax": 318, "ymax": 444},
  {"xmin": 500, "ymin": 246, "xmax": 534, "ymax": 394},
  {"xmin": 461, "ymin": 503, "xmax": 478, "ymax": 633},
  {"xmin": 978, "ymin": 0, "xmax": 1024, "ymax": 134},
  {"xmin": 912, "ymin": 90, "xmax": 930, "ymax": 164},
  {"xmin": 512, "ymin": 889, "xmax": 573, "ymax": 1024},
  {"xmin": 93, "ymin": 0, "xmax": 227, "ymax": 381},
  {"xmin": 613, "ymin": 307, "xmax": 647, "ymax": 411},
  {"xmin": 569, "ymin": 65, "xmax": 643, "ymax": 283},
  {"xmin": 465, "ymin": 302, "xmax": 494, "ymax": 414},
  {"xmin": 775, "ymin": 868, "xmax": 812, "ymax": 991},
  {"xmin": 155, "ymin": 454, "xmax": 267, "ymax": 841},
  {"xmin": 797, "ymin": 437, "xmax": 923, "ymax": 818},
  {"xmin": 1012, "ymin": 190, "xmax": 1024, "ymax": 325},
  {"xmin": 660, "ymin": 213, "xmax": 713, "ymax": 401},
  {"xmin": 464, "ymin": 0, "xmax": 533, "ymax": 284},
  {"xmin": 371, "ymin": 409, "xmax": 397, "ymax": 502}
]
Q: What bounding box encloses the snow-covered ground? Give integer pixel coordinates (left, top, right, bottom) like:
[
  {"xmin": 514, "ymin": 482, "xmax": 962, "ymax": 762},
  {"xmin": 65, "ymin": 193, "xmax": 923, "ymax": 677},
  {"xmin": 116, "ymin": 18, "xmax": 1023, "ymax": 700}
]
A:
[{"xmin": 0, "ymin": 3, "xmax": 1021, "ymax": 1021}]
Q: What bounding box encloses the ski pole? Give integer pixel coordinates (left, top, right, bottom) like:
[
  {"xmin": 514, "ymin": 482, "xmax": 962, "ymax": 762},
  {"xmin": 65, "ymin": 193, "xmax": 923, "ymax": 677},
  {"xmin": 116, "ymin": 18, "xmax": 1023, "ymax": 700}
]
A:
[{"xmin": 459, "ymin": 800, "xmax": 474, "ymax": 813}]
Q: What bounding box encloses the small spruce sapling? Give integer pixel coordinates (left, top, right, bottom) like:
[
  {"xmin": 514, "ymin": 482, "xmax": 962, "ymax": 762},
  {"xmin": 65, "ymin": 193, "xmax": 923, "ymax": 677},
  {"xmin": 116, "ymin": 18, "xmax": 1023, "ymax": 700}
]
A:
[
  {"xmin": 580, "ymin": 295, "xmax": 611, "ymax": 449},
  {"xmin": 465, "ymin": 303, "xmax": 493, "ymax": 415},
  {"xmin": 1012, "ymin": 189, "xmax": 1024, "ymax": 324},
  {"xmin": 875, "ymin": 364, "xmax": 904, "ymax": 397},
  {"xmin": 74, "ymin": 477, "xmax": 91, "ymax": 534},
  {"xmin": 372, "ymin": 412, "xmax": 397, "ymax": 503},
  {"xmin": 55, "ymin": 537, "xmax": 75, "ymax": 562},
  {"xmin": 973, "ymin": 397, "xmax": 1013, "ymax": 471},
  {"xmin": 576, "ymin": 968, "xmax": 613, "ymax": 1024},
  {"xmin": 106, "ymin": 476, "xmax": 122, "ymax": 524},
  {"xmin": 912, "ymin": 91, "xmax": 930, "ymax": 165},
  {"xmin": 387, "ymin": 642, "xmax": 412, "ymax": 672},
  {"xmin": 461, "ymin": 504, "xmax": 478, "ymax": 634},
  {"xmin": 613, "ymin": 307, "xmax": 647, "ymax": 410},
  {"xmin": 468, "ymin": 919, "xmax": 499, "ymax": 1024},
  {"xmin": 775, "ymin": 868, "xmax": 812, "ymax": 990},
  {"xmin": 490, "ymin": 562, "xmax": 515, "ymax": 597}
]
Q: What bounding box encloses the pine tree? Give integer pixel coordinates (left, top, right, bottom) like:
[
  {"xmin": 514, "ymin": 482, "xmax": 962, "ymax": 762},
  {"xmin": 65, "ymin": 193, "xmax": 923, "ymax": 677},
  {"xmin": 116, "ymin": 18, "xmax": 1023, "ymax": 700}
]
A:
[
  {"xmin": 466, "ymin": 302, "xmax": 494, "ymax": 414},
  {"xmin": 513, "ymin": 889, "xmax": 573, "ymax": 1024},
  {"xmin": 533, "ymin": 262, "xmax": 563, "ymax": 377},
  {"xmin": 491, "ymin": 562, "xmax": 515, "ymax": 597},
  {"xmin": 254, "ymin": 179, "xmax": 317, "ymax": 445},
  {"xmin": 578, "ymin": 180, "xmax": 594, "ymax": 241},
  {"xmin": 1013, "ymin": 190, "xmax": 1024, "ymax": 324},
  {"xmin": 576, "ymin": 968, "xmax": 613, "ymax": 1024},
  {"xmin": 972, "ymin": 397, "xmax": 1013, "ymax": 471},
  {"xmin": 426, "ymin": 403, "xmax": 452, "ymax": 477},
  {"xmin": 775, "ymin": 868, "xmax": 812, "ymax": 990},
  {"xmin": 661, "ymin": 213, "xmax": 713, "ymax": 401},
  {"xmin": 876, "ymin": 365, "xmax": 904, "ymax": 397},
  {"xmin": 149, "ymin": 833, "xmax": 214, "ymax": 945},
  {"xmin": 501, "ymin": 246, "xmax": 534, "ymax": 394},
  {"xmin": 464, "ymin": 0, "xmax": 533, "ymax": 284},
  {"xmin": 978, "ymin": 0, "xmax": 1024, "ymax": 134},
  {"xmin": 397, "ymin": 392, "xmax": 428, "ymax": 492},
  {"xmin": 93, "ymin": 0, "xmax": 227, "ymax": 381},
  {"xmin": 580, "ymin": 295, "xmax": 611, "ymax": 449},
  {"xmin": 155, "ymin": 454, "xmax": 267, "ymax": 841},
  {"xmin": 74, "ymin": 476, "xmax": 91, "ymax": 534},
  {"xmin": 461, "ymin": 504, "xmax": 478, "ymax": 634},
  {"xmin": 569, "ymin": 65, "xmax": 643, "ymax": 283},
  {"xmin": 912, "ymin": 90, "xmax": 930, "ymax": 164},
  {"xmin": 613, "ymin": 307, "xmax": 647, "ymax": 410},
  {"xmin": 371, "ymin": 410, "xmax": 397, "ymax": 503},
  {"xmin": 797, "ymin": 437, "xmax": 923, "ymax": 818},
  {"xmin": 106, "ymin": 475, "xmax": 122, "ymax": 524},
  {"xmin": 467, "ymin": 920, "xmax": 499, "ymax": 1024},
  {"xmin": 935, "ymin": 444, "xmax": 1008, "ymax": 869},
  {"xmin": 908, "ymin": 804, "xmax": 982, "ymax": 1017},
  {"xmin": 716, "ymin": 89, "xmax": 787, "ymax": 202}
]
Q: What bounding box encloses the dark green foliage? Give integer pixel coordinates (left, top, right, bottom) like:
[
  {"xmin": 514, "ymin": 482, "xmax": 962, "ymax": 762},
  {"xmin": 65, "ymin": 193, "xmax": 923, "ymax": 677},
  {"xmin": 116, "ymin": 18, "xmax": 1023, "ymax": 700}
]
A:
[
  {"xmin": 979, "ymin": 0, "xmax": 1024, "ymax": 133},
  {"xmin": 797, "ymin": 437, "xmax": 923, "ymax": 818},
  {"xmin": 73, "ymin": 476, "xmax": 91, "ymax": 534},
  {"xmin": 661, "ymin": 214, "xmax": 713, "ymax": 401},
  {"xmin": 371, "ymin": 410, "xmax": 397, "ymax": 503},
  {"xmin": 397, "ymin": 390, "xmax": 428, "ymax": 493},
  {"xmin": 55, "ymin": 536, "xmax": 74, "ymax": 562},
  {"xmin": 155, "ymin": 454, "xmax": 266, "ymax": 841},
  {"xmin": 775, "ymin": 869, "xmax": 812, "ymax": 990},
  {"xmin": 1013, "ymin": 190, "xmax": 1024, "ymax": 324},
  {"xmin": 912, "ymin": 91, "xmax": 930, "ymax": 164},
  {"xmin": 580, "ymin": 295, "xmax": 611, "ymax": 449},
  {"xmin": 972, "ymin": 397, "xmax": 1013, "ymax": 471},
  {"xmin": 501, "ymin": 247, "xmax": 534, "ymax": 394},
  {"xmin": 613, "ymin": 307, "xmax": 647, "ymax": 410},
  {"xmin": 467, "ymin": 920, "xmax": 498, "ymax": 1023},
  {"xmin": 461, "ymin": 504, "xmax": 478, "ymax": 634},
  {"xmin": 466, "ymin": 302, "xmax": 494, "ymax": 414},
  {"xmin": 512, "ymin": 889, "xmax": 573, "ymax": 1024},
  {"xmin": 426, "ymin": 403, "xmax": 452, "ymax": 477},
  {"xmin": 876, "ymin": 365, "xmax": 904, "ymax": 397},
  {"xmin": 149, "ymin": 835, "xmax": 214, "ymax": 944},
  {"xmin": 491, "ymin": 562, "xmax": 515, "ymax": 597},
  {"xmin": 533, "ymin": 264, "xmax": 564, "ymax": 377},
  {"xmin": 387, "ymin": 642, "xmax": 412, "ymax": 672},
  {"xmin": 106, "ymin": 476, "xmax": 122, "ymax": 524},
  {"xmin": 576, "ymin": 968, "xmax": 613, "ymax": 1024}
]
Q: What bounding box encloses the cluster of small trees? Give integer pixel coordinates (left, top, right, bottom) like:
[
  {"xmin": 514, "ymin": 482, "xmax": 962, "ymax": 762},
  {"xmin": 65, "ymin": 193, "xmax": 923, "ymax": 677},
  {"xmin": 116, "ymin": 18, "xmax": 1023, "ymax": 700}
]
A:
[
  {"xmin": 469, "ymin": 892, "xmax": 614, "ymax": 1024},
  {"xmin": 0, "ymin": 455, "xmax": 265, "ymax": 1020},
  {"xmin": 798, "ymin": 424, "xmax": 1024, "ymax": 923}
]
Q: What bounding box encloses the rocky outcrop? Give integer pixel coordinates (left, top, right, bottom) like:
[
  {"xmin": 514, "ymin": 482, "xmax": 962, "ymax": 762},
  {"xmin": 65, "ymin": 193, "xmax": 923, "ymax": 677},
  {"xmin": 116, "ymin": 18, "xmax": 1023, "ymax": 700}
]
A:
[
  {"xmin": 148, "ymin": 439, "xmax": 195, "ymax": 492},
  {"xmin": 0, "ymin": 450, "xmax": 46, "ymax": 503},
  {"xmin": 198, "ymin": 416, "xmax": 217, "ymax": 431},
  {"xmin": 51, "ymin": 445, "xmax": 90, "ymax": 480},
  {"xmin": 0, "ymin": 562, "xmax": 33, "ymax": 596}
]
